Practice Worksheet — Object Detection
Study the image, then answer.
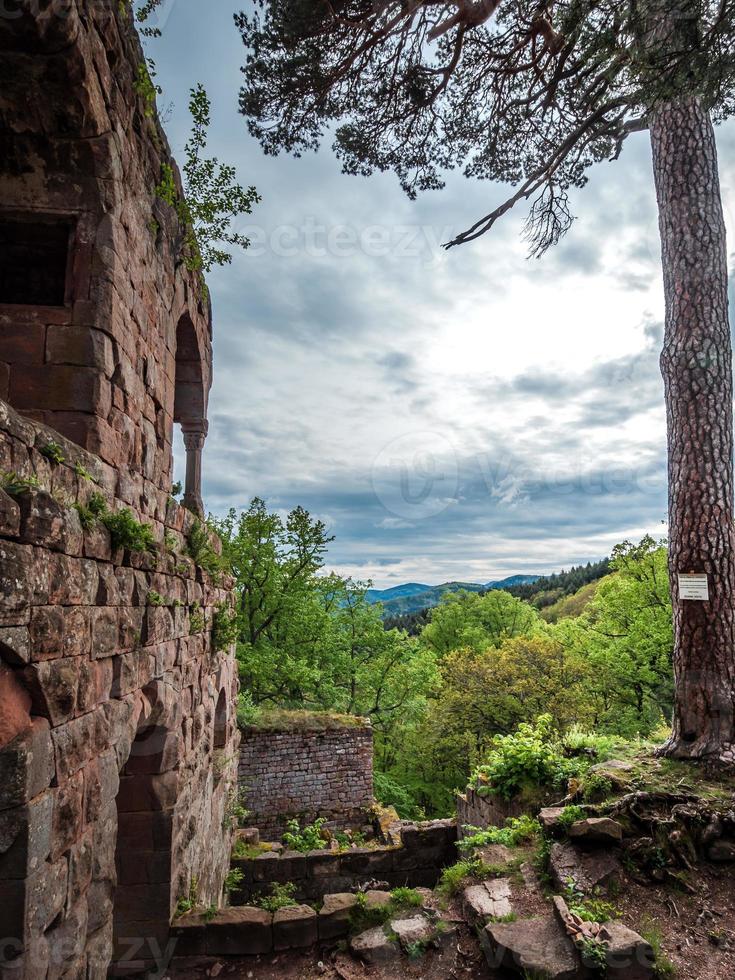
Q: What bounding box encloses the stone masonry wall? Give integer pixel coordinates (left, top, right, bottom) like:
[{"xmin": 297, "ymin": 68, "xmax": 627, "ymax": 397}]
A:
[
  {"xmin": 0, "ymin": 2, "xmax": 212, "ymax": 503},
  {"xmin": 238, "ymin": 724, "xmax": 374, "ymax": 841},
  {"xmin": 0, "ymin": 400, "xmax": 240, "ymax": 979}
]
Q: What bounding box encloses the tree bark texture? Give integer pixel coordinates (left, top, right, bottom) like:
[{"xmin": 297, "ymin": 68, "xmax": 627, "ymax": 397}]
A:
[{"xmin": 650, "ymin": 97, "xmax": 735, "ymax": 761}]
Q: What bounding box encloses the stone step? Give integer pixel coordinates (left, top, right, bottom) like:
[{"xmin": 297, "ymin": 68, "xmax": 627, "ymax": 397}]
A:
[
  {"xmin": 483, "ymin": 912, "xmax": 583, "ymax": 979},
  {"xmin": 549, "ymin": 841, "xmax": 620, "ymax": 893},
  {"xmin": 463, "ymin": 878, "xmax": 513, "ymax": 926}
]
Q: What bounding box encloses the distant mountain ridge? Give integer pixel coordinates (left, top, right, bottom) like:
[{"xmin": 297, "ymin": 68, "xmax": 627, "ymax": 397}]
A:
[{"xmin": 368, "ymin": 575, "xmax": 540, "ymax": 617}]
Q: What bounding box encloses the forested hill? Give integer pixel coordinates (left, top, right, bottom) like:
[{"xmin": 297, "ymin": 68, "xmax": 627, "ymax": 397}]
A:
[
  {"xmin": 504, "ymin": 558, "xmax": 611, "ymax": 609},
  {"xmin": 383, "ymin": 559, "xmax": 610, "ymax": 633}
]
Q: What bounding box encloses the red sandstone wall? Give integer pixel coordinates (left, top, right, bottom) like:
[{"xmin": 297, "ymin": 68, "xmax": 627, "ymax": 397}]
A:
[
  {"xmin": 0, "ymin": 2, "xmax": 212, "ymax": 502},
  {"xmin": 0, "ymin": 400, "xmax": 239, "ymax": 978}
]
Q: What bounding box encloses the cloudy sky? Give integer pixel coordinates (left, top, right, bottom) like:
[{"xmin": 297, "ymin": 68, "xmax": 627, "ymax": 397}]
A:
[{"xmin": 154, "ymin": 1, "xmax": 735, "ymax": 588}]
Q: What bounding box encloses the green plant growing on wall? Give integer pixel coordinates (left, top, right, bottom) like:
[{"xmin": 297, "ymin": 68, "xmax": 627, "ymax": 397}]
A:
[
  {"xmin": 146, "ymin": 590, "xmax": 166, "ymax": 607},
  {"xmin": 223, "ymin": 787, "xmax": 250, "ymax": 831},
  {"xmin": 134, "ymin": 61, "xmax": 161, "ymax": 118},
  {"xmin": 74, "ymin": 461, "xmax": 93, "ymax": 481},
  {"xmin": 458, "ymin": 815, "xmax": 541, "ymax": 852},
  {"xmin": 186, "ymin": 520, "xmax": 223, "ymax": 578},
  {"xmin": 74, "ymin": 503, "xmax": 97, "ymax": 532},
  {"xmin": 102, "ymin": 507, "xmax": 156, "ymax": 553},
  {"xmin": 257, "ymin": 882, "xmax": 297, "ymax": 913},
  {"xmin": 281, "ymin": 817, "xmax": 328, "ymax": 853},
  {"xmin": 40, "ymin": 441, "xmax": 65, "ymax": 465},
  {"xmin": 212, "ymin": 604, "xmax": 237, "ymax": 652},
  {"xmin": 223, "ymin": 868, "xmax": 244, "ymax": 896},
  {"xmin": 189, "ymin": 603, "xmax": 205, "ymax": 634},
  {"xmin": 155, "ymin": 86, "xmax": 260, "ymax": 275},
  {"xmin": 1, "ymin": 472, "xmax": 41, "ymax": 496}
]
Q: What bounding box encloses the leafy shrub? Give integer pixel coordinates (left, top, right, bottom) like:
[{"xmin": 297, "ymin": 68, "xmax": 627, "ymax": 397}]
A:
[
  {"xmin": 639, "ymin": 919, "xmax": 676, "ymax": 979},
  {"xmin": 562, "ymin": 726, "xmax": 618, "ymax": 760},
  {"xmin": 459, "ymin": 814, "xmax": 541, "ymax": 852},
  {"xmin": 257, "ymin": 881, "xmax": 297, "ymax": 913},
  {"xmin": 74, "ymin": 461, "xmax": 93, "ymax": 480},
  {"xmin": 581, "ymin": 773, "xmax": 614, "ymax": 803},
  {"xmin": 224, "ymin": 868, "xmax": 244, "ymax": 895},
  {"xmin": 437, "ymin": 857, "xmax": 489, "ymax": 898},
  {"xmin": 472, "ymin": 715, "xmax": 586, "ymax": 801},
  {"xmin": 189, "ymin": 602, "xmax": 206, "ymax": 634},
  {"xmin": 186, "ymin": 520, "xmax": 224, "ymax": 577},
  {"xmin": 579, "ymin": 936, "xmax": 608, "ymax": 974},
  {"xmin": 101, "ymin": 506, "xmax": 156, "ymax": 552},
  {"xmin": 147, "ymin": 591, "xmax": 166, "ymax": 607},
  {"xmin": 556, "ymin": 805, "xmax": 587, "ymax": 832},
  {"xmin": 563, "ymin": 883, "xmax": 618, "ymax": 923},
  {"xmin": 236, "ymin": 690, "xmax": 260, "ymax": 727},
  {"xmin": 74, "ymin": 502, "xmax": 96, "ymax": 531},
  {"xmin": 282, "ymin": 817, "xmax": 327, "ymax": 853},
  {"xmin": 374, "ymin": 770, "xmax": 425, "ymax": 820},
  {"xmin": 390, "ymin": 887, "xmax": 423, "ymax": 909},
  {"xmin": 212, "ymin": 603, "xmax": 238, "ymax": 651}
]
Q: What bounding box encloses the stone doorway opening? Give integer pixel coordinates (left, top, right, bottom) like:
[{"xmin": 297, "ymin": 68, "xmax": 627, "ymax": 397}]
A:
[{"xmin": 111, "ymin": 725, "xmax": 177, "ymax": 975}]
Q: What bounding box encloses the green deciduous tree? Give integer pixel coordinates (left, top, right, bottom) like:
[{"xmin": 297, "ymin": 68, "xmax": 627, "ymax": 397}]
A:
[
  {"xmin": 237, "ymin": 0, "xmax": 735, "ymax": 762},
  {"xmin": 420, "ymin": 589, "xmax": 541, "ymax": 657}
]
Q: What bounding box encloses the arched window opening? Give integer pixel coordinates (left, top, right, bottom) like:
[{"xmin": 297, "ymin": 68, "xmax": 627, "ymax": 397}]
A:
[
  {"xmin": 173, "ymin": 313, "xmax": 207, "ymax": 516},
  {"xmin": 213, "ymin": 689, "xmax": 228, "ymax": 750}
]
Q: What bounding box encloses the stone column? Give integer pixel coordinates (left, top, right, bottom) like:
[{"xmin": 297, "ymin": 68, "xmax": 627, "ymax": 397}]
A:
[{"xmin": 181, "ymin": 420, "xmax": 208, "ymax": 516}]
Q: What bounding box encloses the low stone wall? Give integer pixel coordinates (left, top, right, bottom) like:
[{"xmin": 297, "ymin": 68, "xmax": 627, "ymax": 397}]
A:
[
  {"xmin": 238, "ymin": 719, "xmax": 373, "ymax": 840},
  {"xmin": 456, "ymin": 787, "xmax": 528, "ymax": 838},
  {"xmin": 229, "ymin": 819, "xmax": 457, "ymax": 905}
]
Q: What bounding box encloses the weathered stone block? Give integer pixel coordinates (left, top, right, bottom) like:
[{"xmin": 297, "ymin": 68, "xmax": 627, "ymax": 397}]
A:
[
  {"xmin": 0, "ymin": 717, "xmax": 55, "ymax": 811},
  {"xmin": 0, "ymin": 487, "xmax": 20, "ymax": 537},
  {"xmin": 205, "ymin": 907, "xmax": 273, "ymax": 956},
  {"xmin": 273, "ymin": 904, "xmax": 318, "ymax": 950},
  {"xmin": 116, "ymin": 771, "xmax": 179, "ymax": 813},
  {"xmin": 25, "ymin": 657, "xmax": 78, "ymax": 725},
  {"xmin": 51, "ymin": 771, "xmax": 84, "ymax": 860},
  {"xmin": 318, "ymin": 892, "xmax": 357, "ymax": 939},
  {"xmin": 0, "ymin": 625, "xmax": 31, "ymax": 664},
  {"xmin": 0, "ymin": 792, "xmax": 53, "ymax": 879},
  {"xmin": 170, "ymin": 912, "xmax": 207, "ymax": 956}
]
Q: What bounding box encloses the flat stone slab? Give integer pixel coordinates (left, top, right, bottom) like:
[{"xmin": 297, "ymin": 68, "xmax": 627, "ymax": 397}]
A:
[
  {"xmin": 390, "ymin": 914, "xmax": 434, "ymax": 948},
  {"xmin": 350, "ymin": 926, "xmax": 400, "ymax": 964},
  {"xmin": 205, "ymin": 906, "xmax": 272, "ymax": 956},
  {"xmin": 463, "ymin": 878, "xmax": 513, "ymax": 924},
  {"xmin": 273, "ymin": 904, "xmax": 317, "ymax": 950},
  {"xmin": 485, "ymin": 914, "xmax": 582, "ymax": 980},
  {"xmin": 319, "ymin": 892, "xmax": 358, "ymax": 940},
  {"xmin": 568, "ymin": 817, "xmax": 623, "ymax": 845},
  {"xmin": 550, "ymin": 842, "xmax": 620, "ymax": 893},
  {"xmin": 477, "ymin": 843, "xmax": 514, "ymax": 867}
]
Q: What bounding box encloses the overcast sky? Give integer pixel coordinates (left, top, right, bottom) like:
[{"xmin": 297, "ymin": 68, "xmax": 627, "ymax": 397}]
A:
[{"xmin": 154, "ymin": 1, "xmax": 735, "ymax": 588}]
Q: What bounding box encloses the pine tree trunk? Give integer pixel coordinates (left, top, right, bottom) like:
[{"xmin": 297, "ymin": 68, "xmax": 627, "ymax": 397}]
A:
[{"xmin": 649, "ymin": 97, "xmax": 735, "ymax": 761}]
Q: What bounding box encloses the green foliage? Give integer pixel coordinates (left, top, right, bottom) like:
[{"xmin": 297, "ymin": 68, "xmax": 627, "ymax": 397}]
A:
[
  {"xmin": 212, "ymin": 603, "xmax": 237, "ymax": 652},
  {"xmin": 563, "ymin": 883, "xmax": 618, "ymax": 924},
  {"xmin": 473, "ymin": 716, "xmax": 586, "ymax": 801},
  {"xmin": 147, "ymin": 590, "xmax": 165, "ymax": 607},
  {"xmin": 236, "ymin": 690, "xmax": 261, "ymax": 727},
  {"xmin": 155, "ymin": 87, "xmax": 260, "ymax": 275},
  {"xmin": 171, "ymin": 480, "xmax": 182, "ymax": 496},
  {"xmin": 437, "ymin": 857, "xmax": 489, "ymax": 898},
  {"xmin": 374, "ymin": 770, "xmax": 425, "ymax": 820},
  {"xmin": 458, "ymin": 815, "xmax": 541, "ymax": 852},
  {"xmin": 74, "ymin": 462, "xmax": 93, "ymax": 480},
  {"xmin": 134, "ymin": 61, "xmax": 161, "ymax": 117},
  {"xmin": 186, "ymin": 520, "xmax": 223, "ymax": 578},
  {"xmin": 389, "ymin": 887, "xmax": 423, "ymax": 908},
  {"xmin": 203, "ymin": 904, "xmax": 217, "ymax": 922},
  {"xmin": 581, "ymin": 773, "xmax": 615, "ymax": 803},
  {"xmin": 1, "ymin": 472, "xmax": 41, "ymax": 496},
  {"xmin": 189, "ymin": 602, "xmax": 206, "ymax": 634},
  {"xmin": 87, "ymin": 492, "xmax": 107, "ymax": 516},
  {"xmin": 40, "ymin": 441, "xmax": 65, "ymax": 465},
  {"xmin": 174, "ymin": 876, "xmax": 199, "ymax": 918},
  {"xmin": 556, "ymin": 806, "xmax": 587, "ymax": 832},
  {"xmin": 101, "ymin": 507, "xmax": 156, "ymax": 553},
  {"xmin": 223, "ymin": 868, "xmax": 244, "ymax": 895},
  {"xmin": 579, "ymin": 936, "xmax": 608, "ymax": 974},
  {"xmin": 74, "ymin": 502, "xmax": 96, "ymax": 532},
  {"xmin": 639, "ymin": 919, "xmax": 676, "ymax": 979},
  {"xmin": 164, "ymin": 532, "xmax": 178, "ymax": 552},
  {"xmin": 282, "ymin": 817, "xmax": 327, "ymax": 853},
  {"xmin": 223, "ymin": 787, "xmax": 250, "ymax": 831},
  {"xmin": 257, "ymin": 881, "xmax": 297, "ymax": 913},
  {"xmin": 420, "ymin": 589, "xmax": 541, "ymax": 657}
]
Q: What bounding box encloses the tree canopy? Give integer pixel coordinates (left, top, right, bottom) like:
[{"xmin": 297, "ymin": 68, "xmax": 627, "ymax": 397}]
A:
[{"xmin": 237, "ymin": 0, "xmax": 735, "ymax": 253}]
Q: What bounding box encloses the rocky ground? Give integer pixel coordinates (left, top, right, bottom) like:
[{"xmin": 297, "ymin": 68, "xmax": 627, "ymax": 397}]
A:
[{"xmin": 165, "ymin": 753, "xmax": 735, "ymax": 980}]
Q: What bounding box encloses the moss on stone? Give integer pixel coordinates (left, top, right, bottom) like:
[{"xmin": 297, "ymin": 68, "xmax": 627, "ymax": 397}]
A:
[{"xmin": 241, "ymin": 709, "xmax": 370, "ymax": 733}]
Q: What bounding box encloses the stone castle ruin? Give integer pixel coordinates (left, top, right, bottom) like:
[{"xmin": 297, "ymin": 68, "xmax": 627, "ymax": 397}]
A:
[{"xmin": 0, "ymin": 4, "xmax": 239, "ymax": 976}]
